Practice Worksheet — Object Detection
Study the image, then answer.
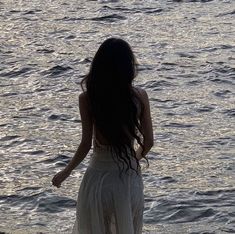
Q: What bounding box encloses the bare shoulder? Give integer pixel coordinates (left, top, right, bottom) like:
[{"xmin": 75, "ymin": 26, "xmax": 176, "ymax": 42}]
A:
[
  {"xmin": 133, "ymin": 86, "xmax": 149, "ymax": 102},
  {"xmin": 79, "ymin": 91, "xmax": 87, "ymax": 99},
  {"xmin": 79, "ymin": 92, "xmax": 91, "ymax": 113},
  {"xmin": 79, "ymin": 91, "xmax": 88, "ymax": 104}
]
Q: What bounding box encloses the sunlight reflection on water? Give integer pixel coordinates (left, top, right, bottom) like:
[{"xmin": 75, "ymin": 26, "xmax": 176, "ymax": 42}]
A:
[{"xmin": 0, "ymin": 0, "xmax": 235, "ymax": 233}]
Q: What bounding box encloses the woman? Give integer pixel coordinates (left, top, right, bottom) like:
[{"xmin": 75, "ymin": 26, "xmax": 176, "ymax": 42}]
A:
[{"xmin": 52, "ymin": 38, "xmax": 153, "ymax": 234}]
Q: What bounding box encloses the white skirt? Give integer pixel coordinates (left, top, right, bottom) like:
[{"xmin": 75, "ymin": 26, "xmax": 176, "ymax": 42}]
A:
[{"xmin": 72, "ymin": 147, "xmax": 144, "ymax": 234}]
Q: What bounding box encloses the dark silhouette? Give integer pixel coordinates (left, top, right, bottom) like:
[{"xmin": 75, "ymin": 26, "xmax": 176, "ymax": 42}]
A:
[{"xmin": 81, "ymin": 38, "xmax": 149, "ymax": 176}]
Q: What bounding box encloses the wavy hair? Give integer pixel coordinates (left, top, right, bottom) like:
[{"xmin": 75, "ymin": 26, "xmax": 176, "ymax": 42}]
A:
[{"xmin": 81, "ymin": 38, "xmax": 149, "ymax": 176}]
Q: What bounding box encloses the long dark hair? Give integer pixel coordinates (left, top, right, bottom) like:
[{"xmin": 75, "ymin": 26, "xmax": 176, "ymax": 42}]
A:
[{"xmin": 81, "ymin": 38, "xmax": 149, "ymax": 176}]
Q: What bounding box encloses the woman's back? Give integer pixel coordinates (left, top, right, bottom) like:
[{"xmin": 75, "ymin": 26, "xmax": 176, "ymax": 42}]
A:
[{"xmin": 93, "ymin": 86, "xmax": 144, "ymax": 147}]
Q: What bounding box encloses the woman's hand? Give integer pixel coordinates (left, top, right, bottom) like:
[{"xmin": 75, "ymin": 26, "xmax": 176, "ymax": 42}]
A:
[{"xmin": 51, "ymin": 169, "xmax": 71, "ymax": 188}]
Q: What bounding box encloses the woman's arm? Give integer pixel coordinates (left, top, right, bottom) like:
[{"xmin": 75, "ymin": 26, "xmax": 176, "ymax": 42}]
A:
[
  {"xmin": 52, "ymin": 92, "xmax": 93, "ymax": 187},
  {"xmin": 136, "ymin": 89, "xmax": 153, "ymax": 160}
]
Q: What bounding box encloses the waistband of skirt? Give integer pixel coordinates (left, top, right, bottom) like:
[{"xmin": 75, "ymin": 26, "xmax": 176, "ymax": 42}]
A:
[{"xmin": 88, "ymin": 149, "xmax": 138, "ymax": 171}]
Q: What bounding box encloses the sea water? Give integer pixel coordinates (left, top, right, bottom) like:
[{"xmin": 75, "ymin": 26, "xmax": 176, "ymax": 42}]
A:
[{"xmin": 0, "ymin": 0, "xmax": 234, "ymax": 233}]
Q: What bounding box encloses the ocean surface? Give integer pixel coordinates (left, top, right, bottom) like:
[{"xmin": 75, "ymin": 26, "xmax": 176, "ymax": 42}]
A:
[{"xmin": 0, "ymin": 0, "xmax": 235, "ymax": 233}]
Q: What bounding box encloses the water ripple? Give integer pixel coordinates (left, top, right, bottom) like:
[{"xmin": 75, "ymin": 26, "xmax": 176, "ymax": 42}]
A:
[
  {"xmin": 41, "ymin": 65, "xmax": 73, "ymax": 77},
  {"xmin": 0, "ymin": 67, "xmax": 32, "ymax": 78},
  {"xmin": 90, "ymin": 14, "xmax": 126, "ymax": 22}
]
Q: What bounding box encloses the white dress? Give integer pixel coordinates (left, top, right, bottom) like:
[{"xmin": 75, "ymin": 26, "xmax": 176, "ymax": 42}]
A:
[{"xmin": 72, "ymin": 139, "xmax": 144, "ymax": 234}]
